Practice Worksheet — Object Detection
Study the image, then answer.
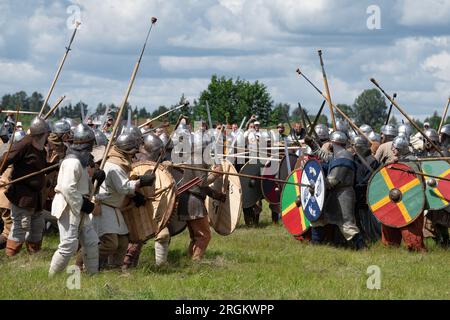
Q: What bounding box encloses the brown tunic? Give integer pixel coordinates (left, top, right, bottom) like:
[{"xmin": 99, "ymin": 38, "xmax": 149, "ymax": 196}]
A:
[{"xmin": 0, "ymin": 136, "xmax": 48, "ymax": 210}]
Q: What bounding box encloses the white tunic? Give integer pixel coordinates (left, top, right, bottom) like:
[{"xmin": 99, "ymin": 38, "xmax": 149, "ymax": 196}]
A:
[
  {"xmin": 93, "ymin": 162, "xmax": 137, "ymax": 237},
  {"xmin": 52, "ymin": 158, "xmax": 91, "ymax": 223}
]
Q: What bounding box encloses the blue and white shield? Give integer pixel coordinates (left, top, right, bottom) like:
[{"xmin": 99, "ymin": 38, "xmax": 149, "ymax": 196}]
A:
[{"xmin": 300, "ymin": 159, "xmax": 325, "ymax": 221}]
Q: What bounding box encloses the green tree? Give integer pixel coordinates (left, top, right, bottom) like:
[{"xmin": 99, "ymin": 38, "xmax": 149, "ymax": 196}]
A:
[
  {"xmin": 423, "ymin": 111, "xmax": 441, "ymax": 130},
  {"xmin": 352, "ymin": 89, "xmax": 387, "ymax": 131},
  {"xmin": 269, "ymin": 103, "xmax": 290, "ymax": 126},
  {"xmin": 335, "ymin": 104, "xmax": 353, "ymax": 121}
]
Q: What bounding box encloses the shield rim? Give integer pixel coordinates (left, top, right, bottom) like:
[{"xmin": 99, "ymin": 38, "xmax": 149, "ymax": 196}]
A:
[
  {"xmin": 300, "ymin": 159, "xmax": 325, "ymax": 222},
  {"xmin": 206, "ymin": 159, "xmax": 242, "ymax": 236},
  {"xmin": 260, "ymin": 159, "xmax": 281, "ymax": 205},
  {"xmin": 280, "ymin": 168, "xmax": 311, "ymax": 236},
  {"xmin": 366, "ymin": 162, "xmax": 425, "ymax": 228},
  {"xmin": 421, "ymin": 160, "xmax": 450, "ymax": 211}
]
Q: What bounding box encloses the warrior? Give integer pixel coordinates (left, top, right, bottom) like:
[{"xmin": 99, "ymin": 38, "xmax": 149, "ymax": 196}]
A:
[
  {"xmin": 419, "ymin": 128, "xmax": 450, "ymax": 247},
  {"xmin": 380, "ymin": 136, "xmax": 426, "ymax": 251},
  {"xmin": 48, "ymin": 124, "xmax": 105, "ymax": 276},
  {"xmin": 305, "ymin": 131, "xmax": 366, "ymax": 250},
  {"xmin": 0, "ymin": 117, "xmax": 52, "ymax": 256},
  {"xmin": 352, "ymin": 135, "xmax": 381, "ymax": 242},
  {"xmin": 368, "ymin": 131, "xmax": 381, "ymax": 155},
  {"xmin": 93, "ymin": 130, "xmax": 155, "ymax": 269},
  {"xmin": 375, "ymin": 124, "xmax": 398, "ymax": 165},
  {"xmin": 177, "ymin": 130, "xmax": 226, "ymax": 260},
  {"xmin": 123, "ymin": 132, "xmax": 172, "ymax": 268}
]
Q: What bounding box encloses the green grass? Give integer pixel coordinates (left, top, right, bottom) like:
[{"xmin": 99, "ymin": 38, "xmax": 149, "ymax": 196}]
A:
[{"xmin": 0, "ymin": 204, "xmax": 449, "ymax": 300}]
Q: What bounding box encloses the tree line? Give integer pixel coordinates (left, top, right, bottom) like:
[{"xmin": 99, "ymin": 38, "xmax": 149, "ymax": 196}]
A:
[{"xmin": 0, "ymin": 75, "xmax": 445, "ymax": 130}]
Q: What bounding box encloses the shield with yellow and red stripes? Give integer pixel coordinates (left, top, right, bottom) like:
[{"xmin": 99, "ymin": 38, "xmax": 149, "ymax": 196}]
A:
[
  {"xmin": 421, "ymin": 160, "xmax": 450, "ymax": 210},
  {"xmin": 367, "ymin": 162, "xmax": 425, "ymax": 228},
  {"xmin": 281, "ymin": 168, "xmax": 311, "ymax": 236}
]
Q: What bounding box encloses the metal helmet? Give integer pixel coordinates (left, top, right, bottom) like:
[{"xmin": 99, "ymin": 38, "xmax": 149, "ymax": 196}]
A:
[
  {"xmin": 53, "ymin": 119, "xmax": 71, "ymax": 135},
  {"xmin": 62, "ymin": 118, "xmax": 78, "ymax": 132},
  {"xmin": 352, "ymin": 135, "xmax": 370, "ymax": 155},
  {"xmin": 380, "ymin": 125, "xmax": 386, "ymax": 135},
  {"xmin": 29, "ymin": 117, "xmax": 51, "ymax": 136},
  {"xmin": 359, "ymin": 124, "xmax": 373, "ymax": 135},
  {"xmin": 143, "ymin": 132, "xmax": 164, "ymax": 160},
  {"xmin": 72, "ymin": 124, "xmax": 95, "ymax": 145},
  {"xmin": 13, "ymin": 130, "xmax": 26, "ymax": 142},
  {"xmin": 347, "ymin": 129, "xmax": 357, "ymax": 140},
  {"xmin": 381, "ymin": 124, "xmax": 398, "ymax": 137},
  {"xmin": 159, "ymin": 132, "xmax": 173, "ymax": 150},
  {"xmin": 330, "ymin": 131, "xmax": 348, "ymax": 145},
  {"xmin": 315, "ymin": 124, "xmax": 329, "ymax": 141},
  {"xmin": 115, "ymin": 131, "xmax": 139, "ymax": 153},
  {"xmin": 440, "ymin": 124, "xmax": 450, "ymax": 137},
  {"xmin": 392, "ymin": 136, "xmax": 410, "ymax": 155},
  {"xmin": 93, "ymin": 129, "xmax": 108, "ymax": 146},
  {"xmin": 397, "ymin": 123, "xmax": 413, "ymax": 139},
  {"xmin": 368, "ymin": 131, "xmax": 381, "ymax": 143},
  {"xmin": 424, "ymin": 128, "xmax": 439, "ymax": 143}
]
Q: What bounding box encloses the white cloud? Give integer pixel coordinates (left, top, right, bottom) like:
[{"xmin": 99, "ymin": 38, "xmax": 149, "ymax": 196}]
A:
[
  {"xmin": 398, "ymin": 0, "xmax": 450, "ymax": 26},
  {"xmin": 422, "ymin": 51, "xmax": 450, "ymax": 82}
]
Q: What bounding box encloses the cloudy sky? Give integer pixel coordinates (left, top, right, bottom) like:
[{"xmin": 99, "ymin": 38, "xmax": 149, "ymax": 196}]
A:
[{"xmin": 0, "ymin": 0, "xmax": 449, "ymax": 120}]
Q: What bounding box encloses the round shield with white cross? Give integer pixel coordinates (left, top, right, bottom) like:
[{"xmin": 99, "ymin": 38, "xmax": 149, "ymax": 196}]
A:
[{"xmin": 300, "ymin": 159, "xmax": 325, "ymax": 222}]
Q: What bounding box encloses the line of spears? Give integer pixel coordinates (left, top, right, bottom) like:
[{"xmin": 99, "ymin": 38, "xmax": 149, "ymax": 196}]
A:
[{"xmin": 0, "ymin": 16, "xmax": 449, "ymax": 276}]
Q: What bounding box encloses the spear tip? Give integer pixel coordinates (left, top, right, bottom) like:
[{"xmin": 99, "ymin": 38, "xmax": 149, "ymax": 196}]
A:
[{"xmin": 151, "ymin": 17, "xmax": 158, "ymax": 24}]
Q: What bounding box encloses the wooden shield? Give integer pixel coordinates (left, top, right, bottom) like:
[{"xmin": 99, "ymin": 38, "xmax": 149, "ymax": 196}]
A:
[
  {"xmin": 261, "ymin": 160, "xmax": 282, "ymax": 204},
  {"xmin": 279, "ymin": 154, "xmax": 298, "ymax": 181},
  {"xmin": 167, "ymin": 166, "xmax": 187, "ymax": 237},
  {"xmin": 123, "ymin": 161, "xmax": 176, "ymax": 242},
  {"xmin": 367, "ymin": 163, "xmax": 425, "ymax": 228},
  {"xmin": 300, "ymin": 159, "xmax": 325, "ymax": 222},
  {"xmin": 206, "ymin": 159, "xmax": 242, "ymax": 236},
  {"xmin": 281, "ymin": 168, "xmax": 311, "ymax": 236},
  {"xmin": 239, "ymin": 162, "xmax": 264, "ymax": 208},
  {"xmin": 421, "ymin": 160, "xmax": 450, "ymax": 210}
]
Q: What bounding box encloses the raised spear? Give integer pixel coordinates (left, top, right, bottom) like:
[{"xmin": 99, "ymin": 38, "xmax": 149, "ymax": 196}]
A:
[{"xmin": 38, "ymin": 21, "xmax": 81, "ymax": 117}]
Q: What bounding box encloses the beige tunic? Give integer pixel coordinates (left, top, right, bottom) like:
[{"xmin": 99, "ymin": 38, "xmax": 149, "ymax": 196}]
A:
[{"xmin": 375, "ymin": 141, "xmax": 395, "ymax": 165}]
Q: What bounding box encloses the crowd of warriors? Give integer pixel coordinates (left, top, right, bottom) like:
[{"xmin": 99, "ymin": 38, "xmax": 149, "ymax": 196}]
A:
[{"xmin": 0, "ymin": 112, "xmax": 448, "ymax": 276}]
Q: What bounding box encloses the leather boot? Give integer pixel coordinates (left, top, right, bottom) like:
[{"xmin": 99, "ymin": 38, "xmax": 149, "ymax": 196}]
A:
[
  {"xmin": 5, "ymin": 239, "xmax": 23, "ymax": 257},
  {"xmin": 26, "ymin": 241, "xmax": 42, "ymax": 254}
]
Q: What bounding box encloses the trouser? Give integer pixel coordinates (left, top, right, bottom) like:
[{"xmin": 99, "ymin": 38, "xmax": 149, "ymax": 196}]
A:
[
  {"xmin": 49, "ymin": 211, "xmax": 99, "ymax": 275},
  {"xmin": 243, "ymin": 202, "xmax": 262, "ymax": 227},
  {"xmin": 123, "ymin": 227, "xmax": 171, "ymax": 268},
  {"xmin": 381, "ymin": 214, "xmax": 426, "ymax": 252},
  {"xmin": 269, "ymin": 203, "xmax": 280, "ymax": 223},
  {"xmin": 187, "ymin": 216, "xmax": 211, "ymax": 261},
  {"xmin": 99, "ymin": 233, "xmax": 129, "ymax": 268},
  {"xmin": 6, "ymin": 204, "xmax": 45, "ymax": 256},
  {"xmin": 356, "ymin": 205, "xmax": 381, "ymax": 243}
]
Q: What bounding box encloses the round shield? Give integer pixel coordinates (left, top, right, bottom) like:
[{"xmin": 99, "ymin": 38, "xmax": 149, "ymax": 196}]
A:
[
  {"xmin": 124, "ymin": 161, "xmax": 177, "ymax": 242},
  {"xmin": 167, "ymin": 166, "xmax": 187, "ymax": 237},
  {"xmin": 300, "ymin": 159, "xmax": 325, "ymax": 222},
  {"xmin": 261, "ymin": 160, "xmax": 282, "ymax": 204},
  {"xmin": 421, "ymin": 160, "xmax": 450, "ymax": 210},
  {"xmin": 206, "ymin": 159, "xmax": 242, "ymax": 236},
  {"xmin": 281, "ymin": 168, "xmax": 311, "ymax": 236},
  {"xmin": 239, "ymin": 162, "xmax": 264, "ymax": 208},
  {"xmin": 367, "ymin": 162, "xmax": 425, "ymax": 228},
  {"xmin": 279, "ymin": 153, "xmax": 298, "ymax": 181}
]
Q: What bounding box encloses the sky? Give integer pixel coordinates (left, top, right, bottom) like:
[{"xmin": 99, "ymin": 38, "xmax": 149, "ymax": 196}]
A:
[{"xmin": 0, "ymin": 0, "xmax": 449, "ymax": 121}]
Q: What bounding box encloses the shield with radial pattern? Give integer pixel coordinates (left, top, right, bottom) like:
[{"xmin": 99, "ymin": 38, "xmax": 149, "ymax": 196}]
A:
[
  {"xmin": 300, "ymin": 159, "xmax": 325, "ymax": 222},
  {"xmin": 281, "ymin": 168, "xmax": 311, "ymax": 236},
  {"xmin": 421, "ymin": 160, "xmax": 450, "ymax": 210},
  {"xmin": 367, "ymin": 162, "xmax": 425, "ymax": 228}
]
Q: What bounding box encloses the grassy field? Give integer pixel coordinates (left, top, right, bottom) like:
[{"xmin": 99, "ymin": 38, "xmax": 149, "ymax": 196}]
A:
[{"xmin": 0, "ymin": 204, "xmax": 449, "ymax": 300}]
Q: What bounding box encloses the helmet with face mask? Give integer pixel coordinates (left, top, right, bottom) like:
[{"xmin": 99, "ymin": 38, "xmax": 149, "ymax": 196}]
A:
[
  {"xmin": 315, "ymin": 124, "xmax": 329, "ymax": 141},
  {"xmin": 352, "ymin": 135, "xmax": 370, "ymax": 155}
]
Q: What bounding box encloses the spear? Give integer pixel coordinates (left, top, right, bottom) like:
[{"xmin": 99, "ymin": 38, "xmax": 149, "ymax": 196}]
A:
[
  {"xmin": 43, "ymin": 96, "xmax": 66, "ymax": 120},
  {"xmin": 438, "ymin": 97, "xmax": 450, "ymax": 133},
  {"xmin": 318, "ymin": 50, "xmax": 336, "ymax": 130},
  {"xmin": 0, "ymin": 164, "xmax": 60, "ymax": 189},
  {"xmin": 308, "ymin": 100, "xmax": 326, "ymax": 137},
  {"xmin": 138, "ymin": 101, "xmax": 189, "ymax": 129},
  {"xmin": 38, "ymin": 21, "xmax": 81, "ymax": 117},
  {"xmin": 370, "ymin": 78, "xmax": 446, "ymax": 158},
  {"xmin": 385, "ymin": 93, "xmax": 397, "ymax": 125}
]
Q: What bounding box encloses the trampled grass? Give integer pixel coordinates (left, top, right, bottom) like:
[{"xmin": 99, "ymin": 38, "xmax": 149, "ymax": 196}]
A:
[{"xmin": 0, "ymin": 206, "xmax": 449, "ymax": 300}]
